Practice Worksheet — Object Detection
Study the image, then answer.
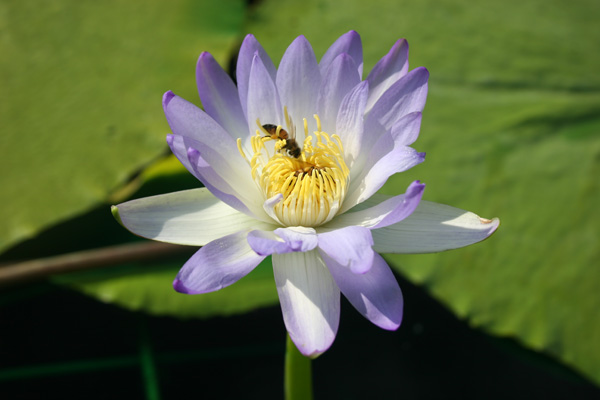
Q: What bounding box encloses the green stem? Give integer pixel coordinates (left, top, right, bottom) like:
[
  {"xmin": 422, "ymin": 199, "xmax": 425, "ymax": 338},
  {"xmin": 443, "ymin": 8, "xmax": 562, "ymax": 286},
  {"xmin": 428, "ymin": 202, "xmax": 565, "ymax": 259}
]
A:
[
  {"xmin": 138, "ymin": 315, "xmax": 161, "ymax": 400},
  {"xmin": 284, "ymin": 334, "xmax": 313, "ymax": 400}
]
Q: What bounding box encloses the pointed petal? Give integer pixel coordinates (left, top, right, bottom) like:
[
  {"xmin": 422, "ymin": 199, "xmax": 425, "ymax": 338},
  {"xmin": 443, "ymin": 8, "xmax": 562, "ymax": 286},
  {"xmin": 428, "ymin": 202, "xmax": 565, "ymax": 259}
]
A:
[
  {"xmin": 246, "ymin": 53, "xmax": 283, "ymax": 144},
  {"xmin": 237, "ymin": 34, "xmax": 277, "ymax": 119},
  {"xmin": 163, "ymin": 92, "xmax": 256, "ymax": 186},
  {"xmin": 186, "ymin": 146, "xmax": 266, "ymax": 218},
  {"xmin": 324, "ymin": 251, "xmax": 403, "ymax": 330},
  {"xmin": 247, "ymin": 227, "xmax": 318, "ymax": 256},
  {"xmin": 196, "ymin": 52, "xmax": 247, "ymax": 140},
  {"xmin": 366, "ymin": 67, "xmax": 429, "ymax": 131},
  {"xmin": 391, "ymin": 112, "xmax": 422, "ymax": 146},
  {"xmin": 165, "ymin": 133, "xmax": 201, "ymax": 181},
  {"xmin": 114, "ymin": 188, "xmax": 274, "ymax": 246},
  {"xmin": 318, "ymin": 226, "xmax": 374, "ymax": 274},
  {"xmin": 163, "ymin": 91, "xmax": 235, "ymax": 149},
  {"xmin": 173, "ymin": 230, "xmax": 266, "ymax": 294},
  {"xmin": 319, "ymin": 30, "xmax": 363, "ymax": 77},
  {"xmin": 167, "ymin": 133, "xmax": 252, "ymax": 215},
  {"xmin": 365, "ymin": 39, "xmax": 409, "ymax": 112},
  {"xmin": 273, "ymin": 251, "xmax": 340, "ymax": 358},
  {"xmin": 317, "ymin": 53, "xmax": 361, "ymax": 134},
  {"xmin": 343, "ymin": 131, "xmax": 425, "ymax": 212},
  {"xmin": 372, "ymin": 200, "xmax": 500, "ymax": 253},
  {"xmin": 336, "ymin": 80, "xmax": 369, "ymax": 169},
  {"xmin": 327, "ymin": 181, "xmax": 425, "ymax": 229},
  {"xmin": 276, "ymin": 36, "xmax": 321, "ymax": 138}
]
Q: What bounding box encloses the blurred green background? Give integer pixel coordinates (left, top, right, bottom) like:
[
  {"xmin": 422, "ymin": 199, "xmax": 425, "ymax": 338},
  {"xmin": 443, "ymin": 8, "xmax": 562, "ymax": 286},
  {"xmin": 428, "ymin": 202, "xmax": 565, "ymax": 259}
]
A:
[{"xmin": 1, "ymin": 0, "xmax": 599, "ymax": 398}]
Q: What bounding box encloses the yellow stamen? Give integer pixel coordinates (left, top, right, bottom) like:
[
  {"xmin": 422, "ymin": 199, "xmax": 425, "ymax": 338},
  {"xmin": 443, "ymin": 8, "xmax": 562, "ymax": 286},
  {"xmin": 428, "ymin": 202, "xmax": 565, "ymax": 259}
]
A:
[{"xmin": 240, "ymin": 111, "xmax": 349, "ymax": 227}]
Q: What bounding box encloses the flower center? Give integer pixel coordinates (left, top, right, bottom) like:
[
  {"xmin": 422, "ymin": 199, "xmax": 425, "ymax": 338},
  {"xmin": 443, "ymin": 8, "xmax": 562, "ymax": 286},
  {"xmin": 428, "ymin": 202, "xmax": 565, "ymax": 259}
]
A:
[{"xmin": 237, "ymin": 109, "xmax": 349, "ymax": 227}]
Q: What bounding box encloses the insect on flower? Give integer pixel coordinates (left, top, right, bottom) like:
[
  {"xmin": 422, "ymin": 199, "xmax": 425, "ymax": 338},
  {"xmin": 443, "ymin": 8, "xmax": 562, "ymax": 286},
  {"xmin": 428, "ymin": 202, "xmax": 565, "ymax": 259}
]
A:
[
  {"xmin": 261, "ymin": 123, "xmax": 301, "ymax": 158},
  {"xmin": 112, "ymin": 31, "xmax": 499, "ymax": 357}
]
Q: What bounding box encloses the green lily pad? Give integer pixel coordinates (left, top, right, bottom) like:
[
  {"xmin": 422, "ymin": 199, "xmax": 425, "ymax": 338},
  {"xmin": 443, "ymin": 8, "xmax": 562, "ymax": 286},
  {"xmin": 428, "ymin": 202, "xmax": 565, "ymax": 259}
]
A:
[
  {"xmin": 55, "ymin": 258, "xmax": 278, "ymax": 319},
  {"xmin": 0, "ymin": 0, "xmax": 244, "ymax": 253},
  {"xmin": 245, "ymin": 0, "xmax": 600, "ymax": 386}
]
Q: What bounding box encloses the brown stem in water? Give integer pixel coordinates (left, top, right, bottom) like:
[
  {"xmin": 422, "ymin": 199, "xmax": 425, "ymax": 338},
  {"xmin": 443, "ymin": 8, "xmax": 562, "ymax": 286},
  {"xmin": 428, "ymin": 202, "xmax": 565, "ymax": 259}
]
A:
[{"xmin": 0, "ymin": 241, "xmax": 194, "ymax": 287}]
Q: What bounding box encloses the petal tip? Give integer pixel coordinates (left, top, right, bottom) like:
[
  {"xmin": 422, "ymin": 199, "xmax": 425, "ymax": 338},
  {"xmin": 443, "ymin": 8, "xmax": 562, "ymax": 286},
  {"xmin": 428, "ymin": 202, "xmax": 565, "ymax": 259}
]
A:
[
  {"xmin": 173, "ymin": 278, "xmax": 190, "ymax": 294},
  {"xmin": 162, "ymin": 90, "xmax": 176, "ymax": 111},
  {"xmin": 294, "ymin": 341, "xmax": 330, "ymax": 359},
  {"xmin": 377, "ymin": 318, "xmax": 402, "ymax": 331},
  {"xmin": 110, "ymin": 205, "xmax": 124, "ymax": 227},
  {"xmin": 414, "ymin": 66, "xmax": 430, "ymax": 79},
  {"xmin": 484, "ymin": 217, "xmax": 501, "ymax": 234},
  {"xmin": 187, "ymin": 147, "xmax": 200, "ymax": 158},
  {"xmin": 394, "ymin": 38, "xmax": 408, "ymax": 48},
  {"xmin": 345, "ymin": 30, "xmax": 360, "ymax": 39}
]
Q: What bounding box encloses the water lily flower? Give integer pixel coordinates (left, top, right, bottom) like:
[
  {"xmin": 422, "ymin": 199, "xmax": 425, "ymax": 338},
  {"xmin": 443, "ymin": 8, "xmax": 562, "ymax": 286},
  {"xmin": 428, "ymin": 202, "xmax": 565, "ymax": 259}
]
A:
[{"xmin": 112, "ymin": 31, "xmax": 499, "ymax": 357}]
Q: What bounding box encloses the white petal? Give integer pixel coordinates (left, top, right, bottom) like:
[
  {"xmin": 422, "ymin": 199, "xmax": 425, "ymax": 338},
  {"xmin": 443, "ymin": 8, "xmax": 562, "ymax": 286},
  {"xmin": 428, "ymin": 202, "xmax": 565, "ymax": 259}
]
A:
[
  {"xmin": 237, "ymin": 34, "xmax": 277, "ymax": 120},
  {"xmin": 246, "ymin": 53, "xmax": 283, "ymax": 150},
  {"xmin": 173, "ymin": 230, "xmax": 266, "ymax": 294},
  {"xmin": 365, "ymin": 38, "xmax": 409, "ymax": 113},
  {"xmin": 276, "ymin": 36, "xmax": 321, "ymax": 139},
  {"xmin": 114, "ymin": 188, "xmax": 276, "ymax": 246},
  {"xmin": 273, "ymin": 251, "xmax": 340, "ymax": 358},
  {"xmin": 317, "ymin": 53, "xmax": 361, "ymax": 135},
  {"xmin": 323, "ymin": 251, "xmax": 403, "ymax": 330},
  {"xmin": 372, "ymin": 200, "xmax": 500, "ymax": 253},
  {"xmin": 327, "ymin": 181, "xmax": 425, "ymax": 229},
  {"xmin": 319, "ymin": 30, "xmax": 363, "ymax": 77},
  {"xmin": 196, "ymin": 52, "xmax": 247, "ymax": 142},
  {"xmin": 336, "ymin": 80, "xmax": 369, "ymax": 169}
]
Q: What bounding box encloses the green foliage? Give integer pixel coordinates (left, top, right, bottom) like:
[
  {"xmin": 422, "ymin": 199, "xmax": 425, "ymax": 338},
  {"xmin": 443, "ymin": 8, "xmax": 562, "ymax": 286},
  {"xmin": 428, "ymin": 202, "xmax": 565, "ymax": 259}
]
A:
[
  {"xmin": 0, "ymin": 0, "xmax": 244, "ymax": 252},
  {"xmin": 3, "ymin": 0, "xmax": 599, "ymax": 388},
  {"xmin": 55, "ymin": 258, "xmax": 278, "ymax": 319}
]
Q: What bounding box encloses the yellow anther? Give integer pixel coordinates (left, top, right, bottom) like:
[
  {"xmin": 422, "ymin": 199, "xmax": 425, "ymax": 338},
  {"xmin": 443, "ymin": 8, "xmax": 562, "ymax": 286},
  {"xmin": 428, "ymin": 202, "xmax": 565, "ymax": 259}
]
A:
[{"xmin": 241, "ymin": 112, "xmax": 349, "ymax": 227}]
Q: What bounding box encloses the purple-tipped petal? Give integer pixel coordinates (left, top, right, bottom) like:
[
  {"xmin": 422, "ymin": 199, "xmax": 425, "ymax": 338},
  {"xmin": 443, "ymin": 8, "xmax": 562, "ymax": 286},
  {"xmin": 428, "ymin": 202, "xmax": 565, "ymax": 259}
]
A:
[
  {"xmin": 318, "ymin": 226, "xmax": 375, "ymax": 274},
  {"xmin": 366, "ymin": 38, "xmax": 409, "ymax": 112},
  {"xmin": 319, "ymin": 30, "xmax": 363, "ymax": 77},
  {"xmin": 163, "ymin": 92, "xmax": 254, "ymax": 180},
  {"xmin": 274, "ymin": 227, "xmax": 319, "ymax": 252},
  {"xmin": 343, "ymin": 131, "xmax": 426, "ymax": 212},
  {"xmin": 246, "ymin": 53, "xmax": 283, "ymax": 140},
  {"xmin": 328, "ymin": 181, "xmax": 425, "ymax": 229},
  {"xmin": 168, "ymin": 133, "xmax": 250, "ymax": 215},
  {"xmin": 372, "ymin": 200, "xmax": 500, "ymax": 253},
  {"xmin": 273, "ymin": 251, "xmax": 340, "ymax": 358},
  {"xmin": 166, "ymin": 133, "xmax": 201, "ymax": 181},
  {"xmin": 276, "ymin": 36, "xmax": 321, "ymax": 138},
  {"xmin": 247, "ymin": 227, "xmax": 318, "ymax": 256},
  {"xmin": 163, "ymin": 91, "xmax": 234, "ymax": 147},
  {"xmin": 237, "ymin": 34, "xmax": 277, "ymax": 119},
  {"xmin": 317, "ymin": 53, "xmax": 361, "ymax": 134},
  {"xmin": 186, "ymin": 146, "xmax": 254, "ymax": 216},
  {"xmin": 247, "ymin": 230, "xmax": 291, "ymax": 256},
  {"xmin": 173, "ymin": 230, "xmax": 266, "ymax": 294},
  {"xmin": 336, "ymin": 80, "xmax": 369, "ymax": 168},
  {"xmin": 366, "ymin": 67, "xmax": 429, "ymax": 131},
  {"xmin": 196, "ymin": 52, "xmax": 247, "ymax": 140},
  {"xmin": 391, "ymin": 112, "xmax": 422, "ymax": 146},
  {"xmin": 324, "ymin": 251, "xmax": 403, "ymax": 330}
]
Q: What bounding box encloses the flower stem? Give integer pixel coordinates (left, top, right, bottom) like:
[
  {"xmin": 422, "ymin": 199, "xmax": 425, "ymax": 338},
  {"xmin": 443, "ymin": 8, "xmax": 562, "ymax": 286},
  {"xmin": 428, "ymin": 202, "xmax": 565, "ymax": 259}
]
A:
[{"xmin": 284, "ymin": 334, "xmax": 313, "ymax": 400}]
